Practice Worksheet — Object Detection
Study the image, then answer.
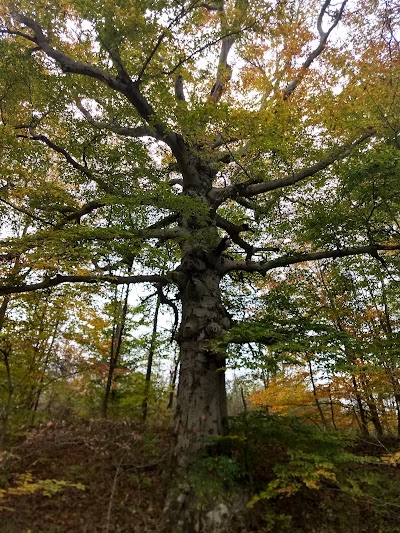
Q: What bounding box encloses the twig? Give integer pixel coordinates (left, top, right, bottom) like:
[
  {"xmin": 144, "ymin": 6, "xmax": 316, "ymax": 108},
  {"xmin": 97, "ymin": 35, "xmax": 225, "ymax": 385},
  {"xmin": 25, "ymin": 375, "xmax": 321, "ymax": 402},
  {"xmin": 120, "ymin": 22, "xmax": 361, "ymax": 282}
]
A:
[{"xmin": 105, "ymin": 461, "xmax": 121, "ymax": 533}]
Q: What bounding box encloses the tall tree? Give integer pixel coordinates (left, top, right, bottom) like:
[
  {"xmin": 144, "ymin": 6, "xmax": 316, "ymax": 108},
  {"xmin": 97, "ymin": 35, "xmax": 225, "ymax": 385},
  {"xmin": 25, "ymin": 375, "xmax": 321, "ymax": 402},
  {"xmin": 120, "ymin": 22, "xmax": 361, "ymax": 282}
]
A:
[{"xmin": 0, "ymin": 0, "xmax": 399, "ymax": 522}]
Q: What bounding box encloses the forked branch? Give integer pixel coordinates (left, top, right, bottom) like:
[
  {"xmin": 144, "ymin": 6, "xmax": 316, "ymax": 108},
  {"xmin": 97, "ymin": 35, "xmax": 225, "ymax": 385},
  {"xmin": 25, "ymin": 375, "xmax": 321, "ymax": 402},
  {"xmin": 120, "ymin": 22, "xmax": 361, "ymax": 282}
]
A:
[{"xmin": 10, "ymin": 11, "xmax": 181, "ymax": 155}]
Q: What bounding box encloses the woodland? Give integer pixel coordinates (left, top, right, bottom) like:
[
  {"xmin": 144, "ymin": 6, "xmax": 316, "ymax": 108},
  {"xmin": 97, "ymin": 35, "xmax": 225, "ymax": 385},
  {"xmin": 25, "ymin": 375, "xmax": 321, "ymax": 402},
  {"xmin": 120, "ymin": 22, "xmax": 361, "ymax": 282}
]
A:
[{"xmin": 0, "ymin": 0, "xmax": 400, "ymax": 531}]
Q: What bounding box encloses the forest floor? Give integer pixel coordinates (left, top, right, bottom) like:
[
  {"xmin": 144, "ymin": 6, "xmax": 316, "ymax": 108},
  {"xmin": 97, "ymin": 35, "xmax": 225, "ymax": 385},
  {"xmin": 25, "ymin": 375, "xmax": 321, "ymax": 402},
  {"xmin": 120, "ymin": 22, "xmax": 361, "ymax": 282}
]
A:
[
  {"xmin": 1, "ymin": 416, "xmax": 400, "ymax": 532},
  {"xmin": 0, "ymin": 419, "xmax": 170, "ymax": 533}
]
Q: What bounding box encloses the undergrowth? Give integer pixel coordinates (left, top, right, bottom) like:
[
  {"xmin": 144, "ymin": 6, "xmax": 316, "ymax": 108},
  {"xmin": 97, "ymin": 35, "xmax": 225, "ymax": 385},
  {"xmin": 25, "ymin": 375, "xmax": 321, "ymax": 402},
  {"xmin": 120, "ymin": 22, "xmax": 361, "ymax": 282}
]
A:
[{"xmin": 1, "ymin": 414, "xmax": 400, "ymax": 532}]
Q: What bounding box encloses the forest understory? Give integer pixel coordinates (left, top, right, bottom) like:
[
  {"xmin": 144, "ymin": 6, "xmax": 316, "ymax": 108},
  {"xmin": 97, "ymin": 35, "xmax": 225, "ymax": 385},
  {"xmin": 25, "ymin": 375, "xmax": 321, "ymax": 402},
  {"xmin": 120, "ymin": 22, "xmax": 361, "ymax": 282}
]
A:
[{"xmin": 1, "ymin": 414, "xmax": 400, "ymax": 533}]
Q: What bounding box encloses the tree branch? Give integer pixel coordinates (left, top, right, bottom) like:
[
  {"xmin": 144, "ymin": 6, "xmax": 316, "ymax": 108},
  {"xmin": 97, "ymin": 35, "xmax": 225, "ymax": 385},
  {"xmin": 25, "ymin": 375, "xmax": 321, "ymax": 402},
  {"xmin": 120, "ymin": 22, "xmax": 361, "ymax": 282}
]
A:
[
  {"xmin": 136, "ymin": 1, "xmax": 202, "ymax": 81},
  {"xmin": 76, "ymin": 101, "xmax": 158, "ymax": 139},
  {"xmin": 147, "ymin": 213, "xmax": 180, "ymax": 230},
  {"xmin": 19, "ymin": 127, "xmax": 115, "ymax": 194},
  {"xmin": 0, "ymin": 226, "xmax": 186, "ymax": 255},
  {"xmin": 0, "ymin": 273, "xmax": 170, "ymax": 296},
  {"xmin": 0, "ymin": 196, "xmax": 53, "ymax": 226},
  {"xmin": 215, "ymin": 214, "xmax": 254, "ymax": 257},
  {"xmin": 0, "ymin": 28, "xmax": 37, "ymax": 42},
  {"xmin": 164, "ymin": 28, "xmax": 243, "ymax": 76},
  {"xmin": 209, "ymin": 36, "xmax": 234, "ymax": 103},
  {"xmin": 283, "ymin": 0, "xmax": 348, "ymax": 99},
  {"xmin": 210, "ymin": 131, "xmax": 373, "ymax": 204},
  {"xmin": 54, "ymin": 201, "xmax": 106, "ymax": 228},
  {"xmin": 137, "ymin": 31, "xmax": 166, "ymax": 81},
  {"xmin": 12, "ymin": 11, "xmax": 181, "ymax": 154},
  {"xmin": 222, "ymin": 243, "xmax": 400, "ymax": 275}
]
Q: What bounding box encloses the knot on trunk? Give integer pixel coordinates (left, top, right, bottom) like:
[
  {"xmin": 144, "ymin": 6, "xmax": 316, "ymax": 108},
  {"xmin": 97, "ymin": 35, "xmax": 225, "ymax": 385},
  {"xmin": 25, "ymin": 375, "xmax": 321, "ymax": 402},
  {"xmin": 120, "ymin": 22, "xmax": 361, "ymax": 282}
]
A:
[{"xmin": 205, "ymin": 322, "xmax": 223, "ymax": 337}]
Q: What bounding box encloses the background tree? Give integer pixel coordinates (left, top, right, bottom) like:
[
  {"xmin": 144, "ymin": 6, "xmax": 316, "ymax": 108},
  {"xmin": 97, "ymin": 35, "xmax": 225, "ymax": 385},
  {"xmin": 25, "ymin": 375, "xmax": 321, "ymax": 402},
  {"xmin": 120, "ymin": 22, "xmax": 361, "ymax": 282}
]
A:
[{"xmin": 246, "ymin": 255, "xmax": 400, "ymax": 435}]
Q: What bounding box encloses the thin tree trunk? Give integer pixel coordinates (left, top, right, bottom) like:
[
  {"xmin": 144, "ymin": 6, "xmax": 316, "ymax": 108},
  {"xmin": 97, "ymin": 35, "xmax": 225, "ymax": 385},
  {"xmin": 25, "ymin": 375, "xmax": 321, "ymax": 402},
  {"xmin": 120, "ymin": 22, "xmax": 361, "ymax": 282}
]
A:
[
  {"xmin": 352, "ymin": 404, "xmax": 363, "ymax": 433},
  {"xmin": 328, "ymin": 383, "xmax": 337, "ymax": 430},
  {"xmin": 103, "ymin": 285, "xmax": 130, "ymax": 418},
  {"xmin": 0, "ymin": 295, "xmax": 11, "ymax": 331},
  {"xmin": 0, "ymin": 225, "xmax": 28, "ymax": 442},
  {"xmin": 306, "ymin": 355, "xmax": 328, "ymax": 430},
  {"xmin": 0, "ymin": 342, "xmax": 13, "ymax": 446},
  {"xmin": 31, "ymin": 319, "xmax": 60, "ymax": 425},
  {"xmin": 352, "ymin": 375, "xmax": 370, "ymax": 436},
  {"xmin": 0, "ymin": 296, "xmax": 12, "ymax": 445},
  {"xmin": 366, "ymin": 394, "xmax": 384, "ymax": 436},
  {"xmin": 142, "ymin": 295, "xmax": 161, "ymax": 421},
  {"xmin": 240, "ymin": 385, "xmax": 248, "ymax": 414},
  {"xmin": 394, "ymin": 391, "xmax": 400, "ymax": 437},
  {"xmin": 167, "ymin": 357, "xmax": 179, "ymax": 410},
  {"xmin": 359, "ymin": 368, "xmax": 384, "ymax": 436}
]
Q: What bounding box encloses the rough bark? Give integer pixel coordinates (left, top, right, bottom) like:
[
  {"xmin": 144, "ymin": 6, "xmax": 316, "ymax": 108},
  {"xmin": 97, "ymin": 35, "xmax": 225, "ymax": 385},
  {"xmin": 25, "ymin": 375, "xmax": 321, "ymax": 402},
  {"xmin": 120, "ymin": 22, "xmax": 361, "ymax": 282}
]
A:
[
  {"xmin": 174, "ymin": 256, "xmax": 230, "ymax": 463},
  {"xmin": 163, "ymin": 212, "xmax": 236, "ymax": 532}
]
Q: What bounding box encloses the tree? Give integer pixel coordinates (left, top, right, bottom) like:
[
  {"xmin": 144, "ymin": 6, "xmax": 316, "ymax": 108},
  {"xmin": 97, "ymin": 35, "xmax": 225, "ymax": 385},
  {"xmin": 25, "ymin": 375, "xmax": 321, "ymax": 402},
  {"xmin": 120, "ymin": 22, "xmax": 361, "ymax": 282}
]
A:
[
  {"xmin": 0, "ymin": 284, "xmax": 93, "ymax": 440},
  {"xmin": 0, "ymin": 0, "xmax": 399, "ymax": 524}
]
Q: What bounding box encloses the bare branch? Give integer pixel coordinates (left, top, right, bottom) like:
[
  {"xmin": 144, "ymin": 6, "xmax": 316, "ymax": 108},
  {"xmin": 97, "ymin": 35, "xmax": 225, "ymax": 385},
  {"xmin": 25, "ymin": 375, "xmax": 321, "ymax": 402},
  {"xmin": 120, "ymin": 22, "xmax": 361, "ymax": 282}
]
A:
[
  {"xmin": 284, "ymin": 0, "xmax": 348, "ymax": 99},
  {"xmin": 0, "ymin": 273, "xmax": 170, "ymax": 296},
  {"xmin": 215, "ymin": 214, "xmax": 255, "ymax": 257},
  {"xmin": 222, "ymin": 243, "xmax": 400, "ymax": 275},
  {"xmin": 209, "ymin": 37, "xmax": 234, "ymax": 103}
]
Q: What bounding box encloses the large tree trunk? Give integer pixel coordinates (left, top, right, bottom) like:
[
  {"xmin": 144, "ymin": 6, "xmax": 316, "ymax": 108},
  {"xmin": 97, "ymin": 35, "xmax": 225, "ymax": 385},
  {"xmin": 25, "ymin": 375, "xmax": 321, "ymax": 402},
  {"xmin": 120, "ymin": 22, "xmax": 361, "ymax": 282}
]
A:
[
  {"xmin": 162, "ymin": 162, "xmax": 245, "ymax": 532},
  {"xmin": 174, "ymin": 257, "xmax": 230, "ymax": 463},
  {"xmin": 163, "ymin": 249, "xmax": 239, "ymax": 532}
]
